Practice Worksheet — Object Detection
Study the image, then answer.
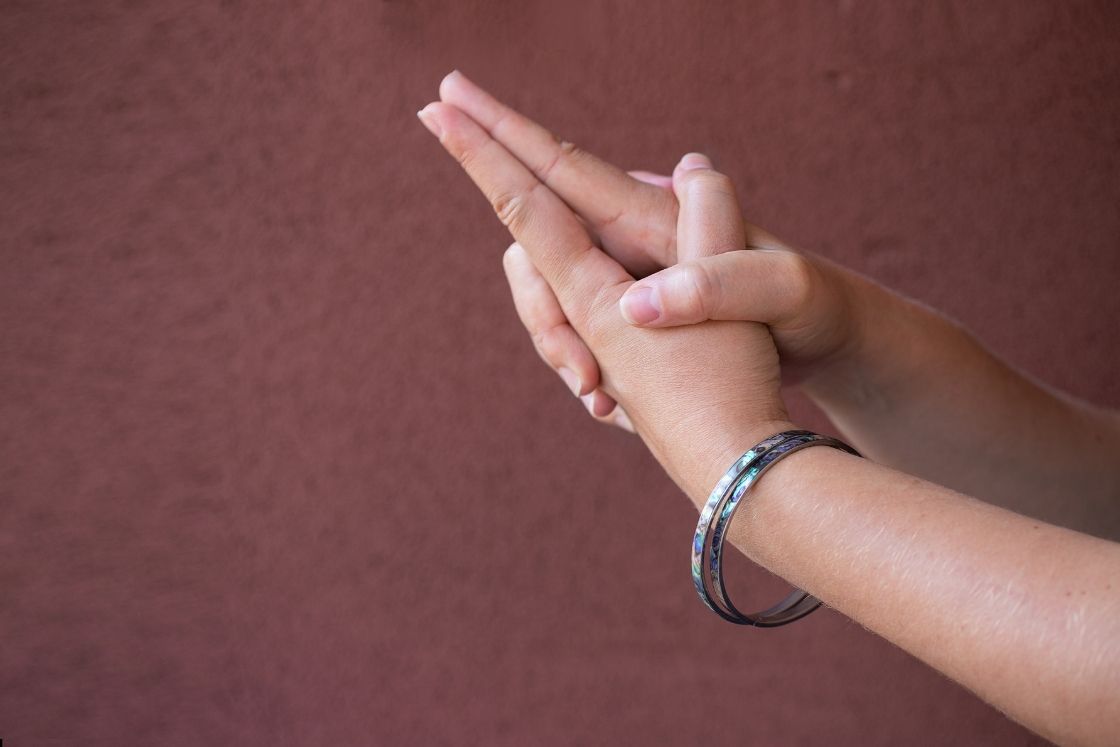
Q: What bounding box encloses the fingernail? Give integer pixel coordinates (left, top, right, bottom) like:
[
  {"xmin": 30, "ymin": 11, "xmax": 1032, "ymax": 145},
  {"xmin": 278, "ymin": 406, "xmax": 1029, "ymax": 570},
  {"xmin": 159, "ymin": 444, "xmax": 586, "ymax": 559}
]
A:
[
  {"xmin": 619, "ymin": 285, "xmax": 662, "ymax": 325},
  {"xmin": 679, "ymin": 152, "xmax": 712, "ymax": 171},
  {"xmin": 417, "ymin": 106, "xmax": 442, "ymax": 138},
  {"xmin": 580, "ymin": 391, "xmax": 616, "ymax": 418},
  {"xmin": 440, "ymin": 69, "xmax": 483, "ymax": 101},
  {"xmin": 557, "ymin": 367, "xmax": 582, "ymax": 396},
  {"xmin": 580, "ymin": 392, "xmax": 597, "ymax": 415},
  {"xmin": 613, "ymin": 408, "xmax": 635, "ymax": 432},
  {"xmin": 594, "ymin": 392, "xmax": 617, "ymax": 418}
]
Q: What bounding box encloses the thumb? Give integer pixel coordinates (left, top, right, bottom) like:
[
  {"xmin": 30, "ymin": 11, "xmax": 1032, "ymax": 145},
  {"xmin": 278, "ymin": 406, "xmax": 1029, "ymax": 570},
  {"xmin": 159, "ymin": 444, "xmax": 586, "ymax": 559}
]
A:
[{"xmin": 618, "ymin": 249, "xmax": 812, "ymax": 328}]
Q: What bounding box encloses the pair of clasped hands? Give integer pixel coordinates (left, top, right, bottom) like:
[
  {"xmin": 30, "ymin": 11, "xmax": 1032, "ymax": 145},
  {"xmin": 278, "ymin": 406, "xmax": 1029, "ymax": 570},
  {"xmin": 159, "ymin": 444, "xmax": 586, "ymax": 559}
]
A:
[{"xmin": 418, "ymin": 71, "xmax": 858, "ymax": 500}]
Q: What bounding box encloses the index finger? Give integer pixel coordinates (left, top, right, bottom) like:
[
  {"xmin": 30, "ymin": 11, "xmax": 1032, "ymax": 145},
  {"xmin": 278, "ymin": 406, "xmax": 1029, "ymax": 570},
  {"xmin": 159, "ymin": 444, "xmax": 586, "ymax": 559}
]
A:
[
  {"xmin": 418, "ymin": 101, "xmax": 630, "ymax": 329},
  {"xmin": 439, "ymin": 71, "xmax": 677, "ymax": 272}
]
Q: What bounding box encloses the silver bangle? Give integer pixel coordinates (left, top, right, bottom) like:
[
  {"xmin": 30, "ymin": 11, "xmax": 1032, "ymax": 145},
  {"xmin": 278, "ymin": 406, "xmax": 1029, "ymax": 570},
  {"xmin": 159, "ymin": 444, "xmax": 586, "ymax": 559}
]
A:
[{"xmin": 693, "ymin": 431, "xmax": 860, "ymax": 627}]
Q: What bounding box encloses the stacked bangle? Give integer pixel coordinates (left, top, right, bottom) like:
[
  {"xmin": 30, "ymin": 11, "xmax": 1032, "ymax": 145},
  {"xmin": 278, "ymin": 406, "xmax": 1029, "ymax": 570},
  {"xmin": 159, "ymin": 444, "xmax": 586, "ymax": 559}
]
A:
[{"xmin": 693, "ymin": 429, "xmax": 860, "ymax": 627}]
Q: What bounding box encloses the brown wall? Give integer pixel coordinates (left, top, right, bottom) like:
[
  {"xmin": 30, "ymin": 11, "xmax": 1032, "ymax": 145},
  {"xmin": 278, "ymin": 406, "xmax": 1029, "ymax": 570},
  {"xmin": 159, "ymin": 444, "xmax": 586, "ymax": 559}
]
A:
[{"xmin": 3, "ymin": 1, "xmax": 1118, "ymax": 744}]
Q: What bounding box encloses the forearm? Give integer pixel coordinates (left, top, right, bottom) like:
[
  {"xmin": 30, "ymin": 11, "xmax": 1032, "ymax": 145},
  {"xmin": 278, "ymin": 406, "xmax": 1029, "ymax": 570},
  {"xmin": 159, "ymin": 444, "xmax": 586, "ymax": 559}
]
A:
[
  {"xmin": 802, "ymin": 272, "xmax": 1120, "ymax": 539},
  {"xmin": 691, "ymin": 436, "xmax": 1120, "ymax": 747}
]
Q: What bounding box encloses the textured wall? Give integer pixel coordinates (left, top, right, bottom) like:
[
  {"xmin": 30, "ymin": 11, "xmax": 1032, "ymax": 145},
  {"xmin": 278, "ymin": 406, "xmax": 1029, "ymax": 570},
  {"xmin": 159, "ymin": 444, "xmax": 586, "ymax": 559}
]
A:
[{"xmin": 2, "ymin": 1, "xmax": 1118, "ymax": 744}]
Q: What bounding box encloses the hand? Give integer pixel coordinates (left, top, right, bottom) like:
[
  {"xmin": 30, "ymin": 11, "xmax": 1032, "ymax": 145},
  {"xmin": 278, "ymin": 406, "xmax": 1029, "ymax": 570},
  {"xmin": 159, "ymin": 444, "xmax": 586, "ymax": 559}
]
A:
[
  {"xmin": 417, "ymin": 98, "xmax": 790, "ymax": 500},
  {"xmin": 437, "ymin": 71, "xmax": 867, "ymax": 418},
  {"xmin": 618, "ymin": 241, "xmax": 871, "ymax": 387},
  {"xmin": 438, "ymin": 70, "xmax": 678, "ymax": 278},
  {"xmin": 502, "ymin": 149, "xmax": 780, "ymax": 432}
]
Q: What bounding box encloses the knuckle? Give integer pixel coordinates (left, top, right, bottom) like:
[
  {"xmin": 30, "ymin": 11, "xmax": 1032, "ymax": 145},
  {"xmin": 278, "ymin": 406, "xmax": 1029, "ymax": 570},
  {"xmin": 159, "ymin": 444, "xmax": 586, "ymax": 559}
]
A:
[
  {"xmin": 676, "ymin": 262, "xmax": 720, "ymax": 319},
  {"xmin": 682, "ymin": 169, "xmax": 734, "ymax": 196},
  {"xmin": 537, "ymin": 151, "xmax": 561, "ymax": 181},
  {"xmin": 491, "ymin": 182, "xmax": 540, "ymax": 231},
  {"xmin": 530, "ymin": 325, "xmax": 562, "ymax": 364},
  {"xmin": 551, "ymin": 140, "xmax": 593, "ymax": 177},
  {"xmin": 536, "ymin": 138, "xmax": 574, "ymax": 181},
  {"xmin": 558, "ymin": 139, "xmax": 583, "ymax": 161},
  {"xmin": 491, "ymin": 191, "xmax": 524, "ymax": 229},
  {"xmin": 598, "ymin": 207, "xmax": 625, "ymax": 229},
  {"xmin": 489, "ymin": 110, "xmax": 513, "ymax": 137},
  {"xmin": 453, "ymin": 142, "xmax": 477, "ymax": 170}
]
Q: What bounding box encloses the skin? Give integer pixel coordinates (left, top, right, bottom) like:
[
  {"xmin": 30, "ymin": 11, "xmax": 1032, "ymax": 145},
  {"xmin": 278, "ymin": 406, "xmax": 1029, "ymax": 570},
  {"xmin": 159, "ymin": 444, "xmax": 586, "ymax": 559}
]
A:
[
  {"xmin": 417, "ymin": 73, "xmax": 1120, "ymax": 746},
  {"xmin": 435, "ymin": 70, "xmax": 1120, "ymax": 542}
]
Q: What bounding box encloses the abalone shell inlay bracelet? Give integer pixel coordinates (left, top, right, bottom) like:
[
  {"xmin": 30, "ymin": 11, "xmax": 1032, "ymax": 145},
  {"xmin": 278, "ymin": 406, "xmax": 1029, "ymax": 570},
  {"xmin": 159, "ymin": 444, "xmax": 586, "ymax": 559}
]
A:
[
  {"xmin": 691, "ymin": 430, "xmax": 811, "ymax": 622},
  {"xmin": 694, "ymin": 430, "xmax": 861, "ymax": 627}
]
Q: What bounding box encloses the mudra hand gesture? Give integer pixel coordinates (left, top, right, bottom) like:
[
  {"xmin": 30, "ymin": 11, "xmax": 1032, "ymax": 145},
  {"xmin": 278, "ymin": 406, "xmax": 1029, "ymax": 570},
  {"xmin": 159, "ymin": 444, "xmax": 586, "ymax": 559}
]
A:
[
  {"xmin": 419, "ymin": 75, "xmax": 793, "ymax": 498},
  {"xmin": 418, "ymin": 71, "xmax": 1120, "ymax": 747}
]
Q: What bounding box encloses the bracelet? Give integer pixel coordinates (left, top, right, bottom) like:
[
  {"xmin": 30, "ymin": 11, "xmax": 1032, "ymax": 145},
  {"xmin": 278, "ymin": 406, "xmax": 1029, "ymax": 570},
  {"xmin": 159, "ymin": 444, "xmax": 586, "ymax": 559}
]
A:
[
  {"xmin": 693, "ymin": 430, "xmax": 860, "ymax": 627},
  {"xmin": 691, "ymin": 430, "xmax": 811, "ymax": 620}
]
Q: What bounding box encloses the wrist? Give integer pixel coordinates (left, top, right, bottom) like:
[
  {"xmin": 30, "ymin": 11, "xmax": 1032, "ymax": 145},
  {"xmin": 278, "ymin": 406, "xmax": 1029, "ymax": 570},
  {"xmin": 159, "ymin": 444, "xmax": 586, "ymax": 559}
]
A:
[{"xmin": 688, "ymin": 418, "xmax": 799, "ymax": 509}]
